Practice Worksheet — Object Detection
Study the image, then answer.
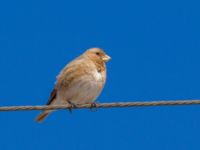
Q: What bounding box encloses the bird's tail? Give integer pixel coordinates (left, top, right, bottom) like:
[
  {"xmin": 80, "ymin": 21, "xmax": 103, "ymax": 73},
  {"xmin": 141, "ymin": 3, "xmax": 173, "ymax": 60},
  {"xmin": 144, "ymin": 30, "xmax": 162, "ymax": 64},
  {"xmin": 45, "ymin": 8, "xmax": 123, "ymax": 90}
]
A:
[
  {"xmin": 35, "ymin": 110, "xmax": 52, "ymax": 123},
  {"xmin": 35, "ymin": 92, "xmax": 57, "ymax": 123}
]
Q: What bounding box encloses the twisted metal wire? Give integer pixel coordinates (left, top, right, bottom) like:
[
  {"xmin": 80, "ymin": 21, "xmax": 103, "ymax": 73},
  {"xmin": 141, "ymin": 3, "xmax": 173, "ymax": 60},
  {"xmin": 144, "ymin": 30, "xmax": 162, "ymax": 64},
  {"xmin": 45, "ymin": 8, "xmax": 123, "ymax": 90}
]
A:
[{"xmin": 0, "ymin": 100, "xmax": 200, "ymax": 112}]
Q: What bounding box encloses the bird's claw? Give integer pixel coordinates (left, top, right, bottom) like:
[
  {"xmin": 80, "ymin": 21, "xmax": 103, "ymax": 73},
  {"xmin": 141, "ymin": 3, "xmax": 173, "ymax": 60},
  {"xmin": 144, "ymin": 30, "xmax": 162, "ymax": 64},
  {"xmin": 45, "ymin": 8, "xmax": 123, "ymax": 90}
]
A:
[
  {"xmin": 90, "ymin": 102, "xmax": 98, "ymax": 112},
  {"xmin": 67, "ymin": 101, "xmax": 78, "ymax": 113}
]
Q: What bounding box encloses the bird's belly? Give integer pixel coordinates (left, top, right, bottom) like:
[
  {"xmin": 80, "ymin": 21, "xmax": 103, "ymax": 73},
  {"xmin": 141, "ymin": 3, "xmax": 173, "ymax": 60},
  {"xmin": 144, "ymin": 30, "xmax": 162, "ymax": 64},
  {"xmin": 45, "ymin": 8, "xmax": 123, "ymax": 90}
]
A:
[{"xmin": 62, "ymin": 75, "xmax": 103, "ymax": 104}]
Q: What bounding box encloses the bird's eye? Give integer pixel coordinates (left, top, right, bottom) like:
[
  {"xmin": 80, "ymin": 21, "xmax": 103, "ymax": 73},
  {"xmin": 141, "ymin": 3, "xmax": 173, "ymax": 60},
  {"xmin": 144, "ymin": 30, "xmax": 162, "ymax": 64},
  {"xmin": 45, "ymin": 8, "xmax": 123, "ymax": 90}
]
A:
[{"xmin": 96, "ymin": 52, "xmax": 100, "ymax": 55}]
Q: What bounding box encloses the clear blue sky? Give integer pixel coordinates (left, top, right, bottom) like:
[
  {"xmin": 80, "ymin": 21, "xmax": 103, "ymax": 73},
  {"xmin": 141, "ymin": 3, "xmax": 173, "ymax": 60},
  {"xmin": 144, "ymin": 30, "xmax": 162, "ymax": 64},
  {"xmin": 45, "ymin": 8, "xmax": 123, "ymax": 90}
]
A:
[{"xmin": 0, "ymin": 0, "xmax": 200, "ymax": 149}]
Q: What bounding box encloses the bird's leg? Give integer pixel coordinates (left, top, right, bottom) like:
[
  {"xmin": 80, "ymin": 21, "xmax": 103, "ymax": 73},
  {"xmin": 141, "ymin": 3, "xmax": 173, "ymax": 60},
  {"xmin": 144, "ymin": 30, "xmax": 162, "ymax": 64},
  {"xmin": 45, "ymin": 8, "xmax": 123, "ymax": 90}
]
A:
[
  {"xmin": 90, "ymin": 102, "xmax": 98, "ymax": 112},
  {"xmin": 91, "ymin": 102, "xmax": 97, "ymax": 108},
  {"xmin": 67, "ymin": 100, "xmax": 78, "ymax": 113}
]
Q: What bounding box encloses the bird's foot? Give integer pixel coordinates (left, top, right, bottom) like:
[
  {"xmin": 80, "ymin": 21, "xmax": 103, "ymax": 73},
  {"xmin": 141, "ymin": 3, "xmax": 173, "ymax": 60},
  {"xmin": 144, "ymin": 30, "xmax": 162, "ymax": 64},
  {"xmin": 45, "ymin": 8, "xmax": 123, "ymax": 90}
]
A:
[
  {"xmin": 67, "ymin": 101, "xmax": 78, "ymax": 113},
  {"xmin": 90, "ymin": 102, "xmax": 98, "ymax": 112}
]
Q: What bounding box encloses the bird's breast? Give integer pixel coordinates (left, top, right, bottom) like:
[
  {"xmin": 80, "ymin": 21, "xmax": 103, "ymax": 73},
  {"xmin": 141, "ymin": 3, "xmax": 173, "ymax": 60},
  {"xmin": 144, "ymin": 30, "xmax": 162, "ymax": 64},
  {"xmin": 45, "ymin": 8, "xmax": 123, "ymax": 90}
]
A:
[{"xmin": 93, "ymin": 70, "xmax": 104, "ymax": 83}]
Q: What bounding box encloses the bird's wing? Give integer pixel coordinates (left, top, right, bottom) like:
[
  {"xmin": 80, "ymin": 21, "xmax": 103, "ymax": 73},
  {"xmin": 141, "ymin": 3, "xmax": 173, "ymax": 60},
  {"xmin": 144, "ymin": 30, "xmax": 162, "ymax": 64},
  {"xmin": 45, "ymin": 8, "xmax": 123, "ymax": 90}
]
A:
[{"xmin": 46, "ymin": 88, "xmax": 57, "ymax": 105}]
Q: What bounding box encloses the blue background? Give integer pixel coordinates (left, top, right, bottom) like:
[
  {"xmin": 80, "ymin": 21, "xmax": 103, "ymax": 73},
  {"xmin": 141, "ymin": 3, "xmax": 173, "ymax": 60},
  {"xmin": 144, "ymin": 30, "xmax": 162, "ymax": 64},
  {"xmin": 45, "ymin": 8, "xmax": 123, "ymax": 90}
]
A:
[{"xmin": 0, "ymin": 0, "xmax": 200, "ymax": 149}]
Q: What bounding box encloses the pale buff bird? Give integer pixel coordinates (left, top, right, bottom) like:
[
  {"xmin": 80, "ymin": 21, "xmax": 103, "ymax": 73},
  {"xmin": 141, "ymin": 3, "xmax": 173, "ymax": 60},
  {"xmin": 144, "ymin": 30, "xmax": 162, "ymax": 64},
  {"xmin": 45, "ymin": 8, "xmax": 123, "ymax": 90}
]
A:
[{"xmin": 36, "ymin": 48, "xmax": 111, "ymax": 122}]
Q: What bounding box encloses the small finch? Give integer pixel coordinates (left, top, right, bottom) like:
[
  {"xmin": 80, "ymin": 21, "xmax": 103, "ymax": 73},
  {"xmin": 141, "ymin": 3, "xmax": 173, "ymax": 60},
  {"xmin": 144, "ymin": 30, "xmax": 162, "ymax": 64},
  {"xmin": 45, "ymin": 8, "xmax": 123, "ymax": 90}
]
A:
[{"xmin": 36, "ymin": 48, "xmax": 111, "ymax": 122}]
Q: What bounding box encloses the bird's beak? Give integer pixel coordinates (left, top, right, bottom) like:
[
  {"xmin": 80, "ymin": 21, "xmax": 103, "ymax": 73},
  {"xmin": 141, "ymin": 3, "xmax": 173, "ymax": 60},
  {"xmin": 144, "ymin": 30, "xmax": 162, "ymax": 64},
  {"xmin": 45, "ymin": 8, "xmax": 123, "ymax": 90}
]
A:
[{"xmin": 102, "ymin": 54, "xmax": 111, "ymax": 62}]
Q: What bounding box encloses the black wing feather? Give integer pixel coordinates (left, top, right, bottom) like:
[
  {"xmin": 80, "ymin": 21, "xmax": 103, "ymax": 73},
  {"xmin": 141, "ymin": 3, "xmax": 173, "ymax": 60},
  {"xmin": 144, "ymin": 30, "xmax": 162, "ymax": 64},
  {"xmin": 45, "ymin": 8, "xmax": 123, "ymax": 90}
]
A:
[{"xmin": 46, "ymin": 88, "xmax": 57, "ymax": 105}]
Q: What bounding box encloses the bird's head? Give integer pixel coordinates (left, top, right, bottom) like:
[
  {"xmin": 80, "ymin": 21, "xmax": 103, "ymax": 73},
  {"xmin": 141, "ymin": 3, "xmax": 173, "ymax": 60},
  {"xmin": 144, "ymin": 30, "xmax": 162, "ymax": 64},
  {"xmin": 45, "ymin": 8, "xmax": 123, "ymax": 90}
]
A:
[{"xmin": 84, "ymin": 48, "xmax": 111, "ymax": 62}]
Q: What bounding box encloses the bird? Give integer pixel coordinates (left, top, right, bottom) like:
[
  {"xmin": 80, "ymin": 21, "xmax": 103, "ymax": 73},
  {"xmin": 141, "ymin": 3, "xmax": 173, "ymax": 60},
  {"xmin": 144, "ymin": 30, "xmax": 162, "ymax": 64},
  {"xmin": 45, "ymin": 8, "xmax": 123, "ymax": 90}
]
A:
[{"xmin": 35, "ymin": 48, "xmax": 111, "ymax": 122}]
